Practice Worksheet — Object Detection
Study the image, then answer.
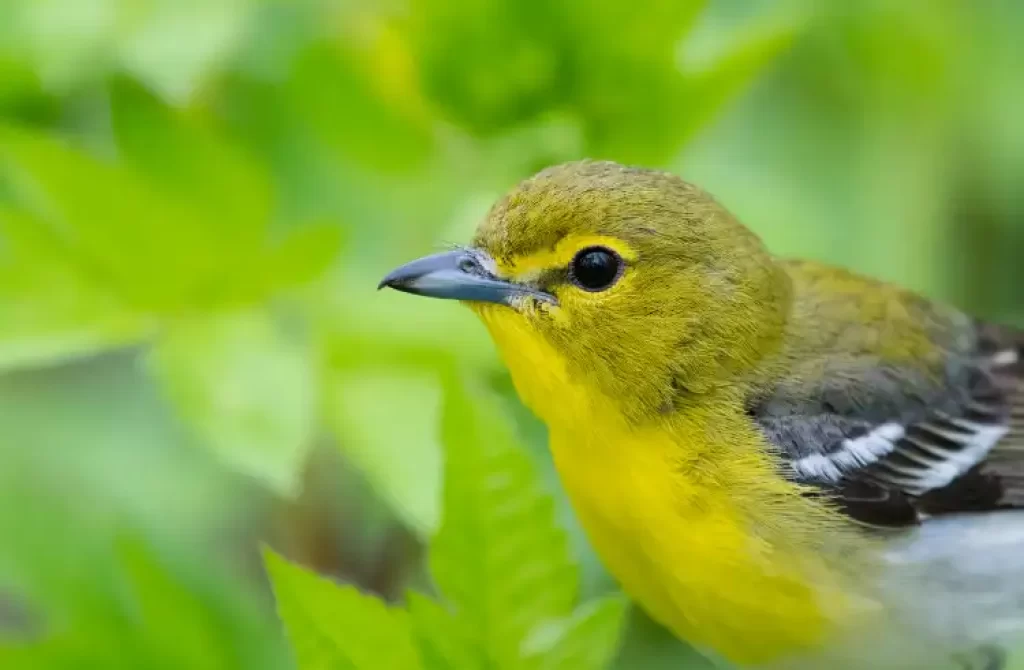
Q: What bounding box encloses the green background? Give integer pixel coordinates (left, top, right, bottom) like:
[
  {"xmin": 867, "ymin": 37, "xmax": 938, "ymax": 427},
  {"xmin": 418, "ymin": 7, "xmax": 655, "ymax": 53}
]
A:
[{"xmin": 0, "ymin": 0, "xmax": 1022, "ymax": 667}]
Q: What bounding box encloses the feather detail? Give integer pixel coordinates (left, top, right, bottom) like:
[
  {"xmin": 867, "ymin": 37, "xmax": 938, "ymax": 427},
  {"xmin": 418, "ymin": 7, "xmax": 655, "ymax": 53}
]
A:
[
  {"xmin": 752, "ymin": 281, "xmax": 1024, "ymax": 527},
  {"xmin": 791, "ymin": 423, "xmax": 903, "ymax": 481}
]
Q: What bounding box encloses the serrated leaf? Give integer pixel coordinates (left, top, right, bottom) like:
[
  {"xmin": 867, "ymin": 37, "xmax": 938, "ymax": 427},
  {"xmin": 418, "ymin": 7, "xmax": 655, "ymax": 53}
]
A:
[
  {"xmin": 406, "ymin": 591, "xmax": 480, "ymax": 670},
  {"xmin": 264, "ymin": 549, "xmax": 423, "ymax": 670},
  {"xmin": 431, "ymin": 375, "xmax": 578, "ymax": 665},
  {"xmin": 148, "ymin": 310, "xmax": 315, "ymax": 496},
  {"xmin": 326, "ymin": 369, "xmax": 442, "ymax": 535},
  {"xmin": 522, "ymin": 597, "xmax": 627, "ymax": 670}
]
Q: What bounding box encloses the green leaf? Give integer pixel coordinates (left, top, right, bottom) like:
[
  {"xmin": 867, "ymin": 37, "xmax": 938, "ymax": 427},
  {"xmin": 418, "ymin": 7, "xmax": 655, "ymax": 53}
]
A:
[
  {"xmin": 0, "ymin": 123, "xmax": 225, "ymax": 310},
  {"xmin": 264, "ymin": 549, "xmax": 423, "ymax": 670},
  {"xmin": 10, "ymin": 0, "xmax": 118, "ymax": 93},
  {"xmin": 523, "ymin": 597, "xmax": 628, "ymax": 670},
  {"xmin": 110, "ymin": 77, "xmax": 272, "ymax": 252},
  {"xmin": 117, "ymin": 1, "xmax": 252, "ymax": 102},
  {"xmin": 264, "ymin": 222, "xmax": 345, "ymax": 291},
  {"xmin": 430, "ymin": 375, "xmax": 578, "ymax": 665},
  {"xmin": 565, "ymin": 0, "xmax": 708, "ymax": 163},
  {"xmin": 612, "ymin": 608, "xmax": 717, "ymax": 670},
  {"xmin": 148, "ymin": 309, "xmax": 315, "ymax": 496},
  {"xmin": 117, "ymin": 537, "xmax": 236, "ymax": 670},
  {"xmin": 326, "ymin": 368, "xmax": 443, "ymax": 535},
  {"xmin": 406, "ymin": 591, "xmax": 480, "ymax": 670},
  {"xmin": 289, "ymin": 41, "xmax": 433, "ymax": 172},
  {"xmin": 0, "ymin": 207, "xmax": 154, "ymax": 370},
  {"xmin": 408, "ymin": 0, "xmax": 564, "ymax": 136},
  {"xmin": 678, "ymin": 23, "xmax": 799, "ymax": 142}
]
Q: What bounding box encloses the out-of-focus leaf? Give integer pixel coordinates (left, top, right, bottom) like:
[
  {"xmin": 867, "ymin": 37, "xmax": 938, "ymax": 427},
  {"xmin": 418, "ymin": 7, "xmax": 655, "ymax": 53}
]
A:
[
  {"xmin": 564, "ymin": 0, "xmax": 705, "ymax": 160},
  {"xmin": 431, "ymin": 375, "xmax": 578, "ymax": 665},
  {"xmin": 326, "ymin": 368, "xmax": 442, "ymax": 535},
  {"xmin": 264, "ymin": 549, "xmax": 423, "ymax": 670},
  {"xmin": 264, "ymin": 222, "xmax": 345, "ymax": 291},
  {"xmin": 0, "ymin": 207, "xmax": 153, "ymax": 370},
  {"xmin": 110, "ymin": 77, "xmax": 272, "ymax": 252},
  {"xmin": 0, "ymin": 123, "xmax": 223, "ymax": 310},
  {"xmin": 0, "ymin": 55, "xmax": 42, "ymax": 107},
  {"xmin": 677, "ymin": 23, "xmax": 799, "ymax": 147},
  {"xmin": 612, "ymin": 608, "xmax": 718, "ymax": 670},
  {"xmin": 558, "ymin": 0, "xmax": 796, "ymax": 164},
  {"xmin": 290, "ymin": 39, "xmax": 432, "ymax": 172},
  {"xmin": 408, "ymin": 0, "xmax": 564, "ymax": 136},
  {"xmin": 148, "ymin": 310, "xmax": 315, "ymax": 496},
  {"xmin": 0, "ymin": 637, "xmax": 118, "ymax": 669},
  {"xmin": 11, "ymin": 0, "xmax": 251, "ymax": 100},
  {"xmin": 118, "ymin": 0, "xmax": 253, "ymax": 103},
  {"xmin": 0, "ymin": 350, "xmax": 289, "ymax": 669},
  {"xmin": 523, "ymin": 597, "xmax": 628, "ymax": 670},
  {"xmin": 406, "ymin": 590, "xmax": 479, "ymax": 670},
  {"xmin": 13, "ymin": 0, "xmax": 117, "ymax": 92},
  {"xmin": 117, "ymin": 537, "xmax": 237, "ymax": 670},
  {"xmin": 0, "ymin": 532, "xmax": 287, "ymax": 670}
]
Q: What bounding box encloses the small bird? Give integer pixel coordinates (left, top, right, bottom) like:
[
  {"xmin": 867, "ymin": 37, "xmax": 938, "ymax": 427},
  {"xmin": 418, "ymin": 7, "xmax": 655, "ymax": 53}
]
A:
[{"xmin": 380, "ymin": 161, "xmax": 1023, "ymax": 669}]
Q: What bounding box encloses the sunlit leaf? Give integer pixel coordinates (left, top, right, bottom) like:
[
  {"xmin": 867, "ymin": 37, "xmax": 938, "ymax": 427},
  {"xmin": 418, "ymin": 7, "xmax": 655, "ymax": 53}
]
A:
[
  {"xmin": 148, "ymin": 309, "xmax": 315, "ymax": 496},
  {"xmin": 430, "ymin": 375, "xmax": 578, "ymax": 665},
  {"xmin": 264, "ymin": 549, "xmax": 423, "ymax": 670},
  {"xmin": 523, "ymin": 597, "xmax": 628, "ymax": 670},
  {"xmin": 14, "ymin": 0, "xmax": 117, "ymax": 92},
  {"xmin": 118, "ymin": 0, "xmax": 253, "ymax": 103},
  {"xmin": 326, "ymin": 368, "xmax": 443, "ymax": 535}
]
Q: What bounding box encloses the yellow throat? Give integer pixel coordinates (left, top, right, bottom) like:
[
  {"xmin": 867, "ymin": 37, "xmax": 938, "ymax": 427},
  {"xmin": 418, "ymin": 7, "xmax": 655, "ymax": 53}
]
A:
[
  {"xmin": 475, "ymin": 303, "xmax": 863, "ymax": 665},
  {"xmin": 377, "ymin": 161, "xmax": 881, "ymax": 666}
]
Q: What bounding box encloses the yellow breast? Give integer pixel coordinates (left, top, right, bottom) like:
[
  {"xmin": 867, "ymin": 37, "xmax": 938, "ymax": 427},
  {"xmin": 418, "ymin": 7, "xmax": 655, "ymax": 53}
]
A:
[{"xmin": 475, "ymin": 305, "xmax": 860, "ymax": 665}]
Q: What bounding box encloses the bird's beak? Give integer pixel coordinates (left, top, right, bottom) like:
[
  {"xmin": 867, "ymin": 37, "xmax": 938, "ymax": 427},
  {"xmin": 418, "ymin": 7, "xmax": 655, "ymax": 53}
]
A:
[{"xmin": 378, "ymin": 249, "xmax": 555, "ymax": 306}]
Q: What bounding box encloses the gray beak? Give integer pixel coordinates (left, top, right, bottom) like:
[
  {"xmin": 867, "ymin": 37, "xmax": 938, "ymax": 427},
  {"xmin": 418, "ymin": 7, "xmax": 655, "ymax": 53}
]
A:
[{"xmin": 378, "ymin": 249, "xmax": 555, "ymax": 306}]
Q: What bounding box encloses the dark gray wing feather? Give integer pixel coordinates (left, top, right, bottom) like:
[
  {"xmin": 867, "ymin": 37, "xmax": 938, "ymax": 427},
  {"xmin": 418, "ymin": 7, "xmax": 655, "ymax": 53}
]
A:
[{"xmin": 751, "ymin": 322, "xmax": 1023, "ymax": 526}]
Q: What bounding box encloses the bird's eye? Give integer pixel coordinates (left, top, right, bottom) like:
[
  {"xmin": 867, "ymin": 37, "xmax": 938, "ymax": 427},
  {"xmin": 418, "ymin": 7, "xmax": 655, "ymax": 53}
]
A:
[{"xmin": 569, "ymin": 246, "xmax": 623, "ymax": 292}]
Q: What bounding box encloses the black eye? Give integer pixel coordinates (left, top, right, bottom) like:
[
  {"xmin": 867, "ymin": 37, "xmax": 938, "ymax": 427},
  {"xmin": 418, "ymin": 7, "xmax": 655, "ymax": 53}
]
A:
[{"xmin": 569, "ymin": 246, "xmax": 623, "ymax": 291}]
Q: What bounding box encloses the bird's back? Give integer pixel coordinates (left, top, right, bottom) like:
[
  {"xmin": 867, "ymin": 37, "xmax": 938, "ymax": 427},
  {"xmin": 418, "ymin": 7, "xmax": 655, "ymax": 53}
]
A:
[
  {"xmin": 752, "ymin": 259, "xmax": 1023, "ymax": 525},
  {"xmin": 747, "ymin": 259, "xmax": 1024, "ymax": 666}
]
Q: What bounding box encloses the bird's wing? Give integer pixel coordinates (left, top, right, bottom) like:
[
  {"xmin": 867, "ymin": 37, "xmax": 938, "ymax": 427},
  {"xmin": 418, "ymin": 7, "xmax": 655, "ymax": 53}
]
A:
[{"xmin": 752, "ymin": 320, "xmax": 1023, "ymax": 527}]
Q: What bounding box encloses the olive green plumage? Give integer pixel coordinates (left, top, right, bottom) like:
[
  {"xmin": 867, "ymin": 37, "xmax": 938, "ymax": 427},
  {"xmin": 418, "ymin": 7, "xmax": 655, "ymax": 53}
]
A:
[
  {"xmin": 476, "ymin": 161, "xmax": 791, "ymax": 420},
  {"xmin": 478, "ymin": 159, "xmax": 1023, "ymax": 521},
  {"xmin": 381, "ymin": 159, "xmax": 1024, "ymax": 668}
]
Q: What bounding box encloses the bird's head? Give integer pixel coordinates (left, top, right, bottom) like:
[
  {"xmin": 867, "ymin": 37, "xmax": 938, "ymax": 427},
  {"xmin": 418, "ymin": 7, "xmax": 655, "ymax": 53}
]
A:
[{"xmin": 381, "ymin": 160, "xmax": 790, "ymax": 423}]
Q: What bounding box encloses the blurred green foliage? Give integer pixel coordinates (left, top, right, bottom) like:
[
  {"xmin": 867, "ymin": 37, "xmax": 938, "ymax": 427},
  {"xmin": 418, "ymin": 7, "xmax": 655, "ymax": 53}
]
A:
[
  {"xmin": 0, "ymin": 0, "xmax": 1021, "ymax": 668},
  {"xmin": 268, "ymin": 378, "xmax": 626, "ymax": 670}
]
